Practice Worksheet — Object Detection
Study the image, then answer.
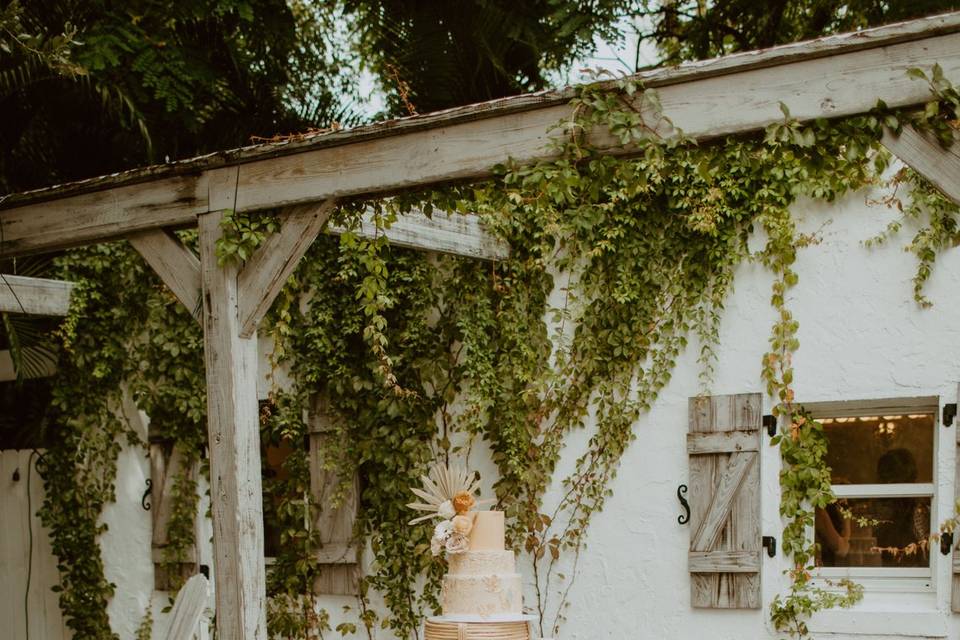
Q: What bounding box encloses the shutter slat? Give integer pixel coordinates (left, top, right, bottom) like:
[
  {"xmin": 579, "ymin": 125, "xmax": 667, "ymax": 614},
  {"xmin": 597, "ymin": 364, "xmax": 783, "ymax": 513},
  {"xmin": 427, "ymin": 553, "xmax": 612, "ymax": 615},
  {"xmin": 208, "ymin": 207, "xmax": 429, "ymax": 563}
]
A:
[
  {"xmin": 687, "ymin": 431, "xmax": 758, "ymax": 455},
  {"xmin": 688, "ymin": 393, "xmax": 761, "ymax": 609},
  {"xmin": 314, "ymin": 543, "xmax": 358, "ymax": 564},
  {"xmin": 688, "ymin": 551, "xmax": 760, "ymax": 573}
]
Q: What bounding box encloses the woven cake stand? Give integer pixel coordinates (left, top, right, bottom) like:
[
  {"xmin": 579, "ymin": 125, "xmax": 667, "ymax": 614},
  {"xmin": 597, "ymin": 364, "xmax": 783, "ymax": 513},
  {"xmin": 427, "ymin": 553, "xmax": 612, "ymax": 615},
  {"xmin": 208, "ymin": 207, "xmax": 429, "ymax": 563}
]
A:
[{"xmin": 424, "ymin": 614, "xmax": 536, "ymax": 640}]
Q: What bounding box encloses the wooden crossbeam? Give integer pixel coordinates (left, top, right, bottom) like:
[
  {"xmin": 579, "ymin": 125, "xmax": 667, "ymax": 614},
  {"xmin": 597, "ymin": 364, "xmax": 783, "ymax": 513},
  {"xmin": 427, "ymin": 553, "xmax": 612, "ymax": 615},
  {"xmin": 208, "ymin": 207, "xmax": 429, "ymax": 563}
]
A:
[
  {"xmin": 127, "ymin": 229, "xmax": 202, "ymax": 323},
  {"xmin": 330, "ymin": 208, "xmax": 510, "ymax": 261},
  {"xmin": 3, "ymin": 13, "xmax": 960, "ymax": 258},
  {"xmin": 880, "ymin": 124, "xmax": 960, "ymax": 205},
  {"xmin": 0, "ymin": 274, "xmax": 75, "ymax": 315},
  {"xmin": 237, "ymin": 200, "xmax": 336, "ymax": 337}
]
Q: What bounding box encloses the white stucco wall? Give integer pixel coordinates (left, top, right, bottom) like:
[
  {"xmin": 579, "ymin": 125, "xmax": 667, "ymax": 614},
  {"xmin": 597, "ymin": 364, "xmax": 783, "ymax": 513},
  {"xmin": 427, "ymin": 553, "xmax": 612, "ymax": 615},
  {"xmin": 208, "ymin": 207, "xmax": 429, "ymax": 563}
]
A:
[{"xmin": 86, "ymin": 177, "xmax": 960, "ymax": 639}]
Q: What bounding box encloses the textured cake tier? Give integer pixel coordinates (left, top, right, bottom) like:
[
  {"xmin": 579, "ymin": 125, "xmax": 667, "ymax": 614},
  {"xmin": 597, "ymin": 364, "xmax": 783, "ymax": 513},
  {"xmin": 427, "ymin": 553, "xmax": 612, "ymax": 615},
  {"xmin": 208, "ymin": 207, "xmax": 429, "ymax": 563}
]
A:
[
  {"xmin": 448, "ymin": 550, "xmax": 515, "ymax": 575},
  {"xmin": 441, "ymin": 572, "xmax": 523, "ymax": 616},
  {"xmin": 424, "ymin": 619, "xmax": 529, "ymax": 640}
]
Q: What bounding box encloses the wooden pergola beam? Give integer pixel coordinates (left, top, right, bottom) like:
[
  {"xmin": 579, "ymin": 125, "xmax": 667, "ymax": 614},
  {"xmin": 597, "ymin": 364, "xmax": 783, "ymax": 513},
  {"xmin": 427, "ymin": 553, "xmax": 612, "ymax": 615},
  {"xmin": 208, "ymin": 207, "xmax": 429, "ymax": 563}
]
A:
[
  {"xmin": 330, "ymin": 207, "xmax": 510, "ymax": 261},
  {"xmin": 0, "ymin": 274, "xmax": 75, "ymax": 315},
  {"xmin": 3, "ymin": 13, "xmax": 960, "ymax": 258},
  {"xmin": 880, "ymin": 124, "xmax": 960, "ymax": 205},
  {"xmin": 127, "ymin": 229, "xmax": 203, "ymax": 323},
  {"xmin": 237, "ymin": 200, "xmax": 336, "ymax": 338}
]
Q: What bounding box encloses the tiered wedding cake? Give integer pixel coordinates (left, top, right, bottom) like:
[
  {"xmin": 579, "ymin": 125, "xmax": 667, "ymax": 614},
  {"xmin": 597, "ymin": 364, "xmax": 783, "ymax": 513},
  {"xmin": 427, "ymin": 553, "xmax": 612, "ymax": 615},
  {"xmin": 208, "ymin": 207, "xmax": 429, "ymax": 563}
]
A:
[{"xmin": 408, "ymin": 465, "xmax": 532, "ymax": 640}]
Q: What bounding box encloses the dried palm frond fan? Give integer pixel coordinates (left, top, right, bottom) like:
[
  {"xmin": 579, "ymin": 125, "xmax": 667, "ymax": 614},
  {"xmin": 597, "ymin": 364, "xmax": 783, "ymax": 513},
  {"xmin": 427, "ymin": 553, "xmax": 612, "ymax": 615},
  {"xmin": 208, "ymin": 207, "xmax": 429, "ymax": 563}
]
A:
[{"xmin": 407, "ymin": 462, "xmax": 492, "ymax": 524}]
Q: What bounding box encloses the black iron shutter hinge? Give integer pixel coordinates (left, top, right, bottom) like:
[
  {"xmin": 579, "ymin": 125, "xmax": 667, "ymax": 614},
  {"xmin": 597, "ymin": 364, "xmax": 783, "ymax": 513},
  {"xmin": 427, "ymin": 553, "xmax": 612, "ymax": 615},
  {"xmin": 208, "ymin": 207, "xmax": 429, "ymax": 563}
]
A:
[
  {"xmin": 677, "ymin": 484, "xmax": 690, "ymax": 525},
  {"xmin": 762, "ymin": 535, "xmax": 777, "ymax": 558},
  {"xmin": 763, "ymin": 414, "xmax": 777, "ymax": 437},
  {"xmin": 943, "ymin": 403, "xmax": 957, "ymax": 427},
  {"xmin": 941, "ymin": 532, "xmax": 954, "ymax": 556}
]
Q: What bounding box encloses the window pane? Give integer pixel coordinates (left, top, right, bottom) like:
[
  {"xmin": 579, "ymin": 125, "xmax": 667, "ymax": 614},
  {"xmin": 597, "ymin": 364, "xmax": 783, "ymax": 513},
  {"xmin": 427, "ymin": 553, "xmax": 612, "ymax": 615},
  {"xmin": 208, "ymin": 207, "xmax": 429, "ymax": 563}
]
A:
[
  {"xmin": 816, "ymin": 497, "xmax": 931, "ymax": 568},
  {"xmin": 821, "ymin": 413, "xmax": 934, "ymax": 484}
]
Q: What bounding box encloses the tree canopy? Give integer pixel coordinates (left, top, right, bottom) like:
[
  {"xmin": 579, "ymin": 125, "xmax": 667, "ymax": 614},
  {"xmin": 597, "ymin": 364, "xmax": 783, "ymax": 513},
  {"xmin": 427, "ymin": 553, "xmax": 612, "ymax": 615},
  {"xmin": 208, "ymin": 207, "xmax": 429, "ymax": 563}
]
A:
[
  {"xmin": 641, "ymin": 0, "xmax": 960, "ymax": 64},
  {"xmin": 342, "ymin": 0, "xmax": 632, "ymax": 114},
  {"xmin": 0, "ymin": 0, "xmax": 355, "ymax": 193}
]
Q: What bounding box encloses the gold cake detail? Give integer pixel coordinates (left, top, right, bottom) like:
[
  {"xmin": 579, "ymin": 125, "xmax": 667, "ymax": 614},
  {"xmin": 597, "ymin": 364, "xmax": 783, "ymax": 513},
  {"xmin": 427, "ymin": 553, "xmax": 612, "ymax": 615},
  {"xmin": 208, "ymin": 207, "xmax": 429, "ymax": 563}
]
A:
[{"xmin": 424, "ymin": 620, "xmax": 528, "ymax": 640}]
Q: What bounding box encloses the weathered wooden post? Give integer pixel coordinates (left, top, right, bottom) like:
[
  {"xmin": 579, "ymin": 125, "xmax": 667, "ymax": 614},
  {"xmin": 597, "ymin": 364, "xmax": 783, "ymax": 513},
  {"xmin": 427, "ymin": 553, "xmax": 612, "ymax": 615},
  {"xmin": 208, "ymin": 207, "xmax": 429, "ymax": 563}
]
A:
[{"xmin": 198, "ymin": 204, "xmax": 267, "ymax": 638}]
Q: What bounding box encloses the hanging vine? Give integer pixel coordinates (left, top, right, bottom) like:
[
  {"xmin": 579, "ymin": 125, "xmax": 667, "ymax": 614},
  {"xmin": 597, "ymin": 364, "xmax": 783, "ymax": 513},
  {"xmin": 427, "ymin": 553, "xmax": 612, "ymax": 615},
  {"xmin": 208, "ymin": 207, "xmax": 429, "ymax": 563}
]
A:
[{"xmin": 30, "ymin": 65, "xmax": 960, "ymax": 640}]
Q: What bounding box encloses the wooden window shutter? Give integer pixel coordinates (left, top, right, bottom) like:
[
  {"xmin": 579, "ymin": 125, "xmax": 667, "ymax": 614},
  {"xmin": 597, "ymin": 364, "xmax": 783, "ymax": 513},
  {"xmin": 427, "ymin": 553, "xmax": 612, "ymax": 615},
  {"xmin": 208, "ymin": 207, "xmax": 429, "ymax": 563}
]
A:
[
  {"xmin": 309, "ymin": 395, "xmax": 360, "ymax": 595},
  {"xmin": 687, "ymin": 393, "xmax": 762, "ymax": 609},
  {"xmin": 148, "ymin": 431, "xmax": 199, "ymax": 591}
]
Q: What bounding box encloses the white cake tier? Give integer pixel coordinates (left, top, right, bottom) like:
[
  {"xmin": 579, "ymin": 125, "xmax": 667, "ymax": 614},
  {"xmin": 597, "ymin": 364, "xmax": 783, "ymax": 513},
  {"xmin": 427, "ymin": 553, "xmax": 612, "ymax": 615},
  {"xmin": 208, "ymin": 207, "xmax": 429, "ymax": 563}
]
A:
[
  {"xmin": 441, "ymin": 572, "xmax": 523, "ymax": 616},
  {"xmin": 448, "ymin": 550, "xmax": 515, "ymax": 575}
]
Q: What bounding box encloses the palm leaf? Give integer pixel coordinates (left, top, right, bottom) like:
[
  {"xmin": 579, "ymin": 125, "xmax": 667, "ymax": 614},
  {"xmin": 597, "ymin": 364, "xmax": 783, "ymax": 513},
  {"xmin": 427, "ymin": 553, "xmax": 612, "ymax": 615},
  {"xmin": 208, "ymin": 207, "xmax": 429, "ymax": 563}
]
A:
[{"xmin": 2, "ymin": 313, "xmax": 58, "ymax": 381}]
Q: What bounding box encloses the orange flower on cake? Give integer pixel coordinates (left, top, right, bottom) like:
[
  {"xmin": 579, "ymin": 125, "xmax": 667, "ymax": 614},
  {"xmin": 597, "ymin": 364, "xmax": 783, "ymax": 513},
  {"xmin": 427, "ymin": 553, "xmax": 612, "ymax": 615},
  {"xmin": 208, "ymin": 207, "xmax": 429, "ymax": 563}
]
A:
[{"xmin": 452, "ymin": 491, "xmax": 475, "ymax": 514}]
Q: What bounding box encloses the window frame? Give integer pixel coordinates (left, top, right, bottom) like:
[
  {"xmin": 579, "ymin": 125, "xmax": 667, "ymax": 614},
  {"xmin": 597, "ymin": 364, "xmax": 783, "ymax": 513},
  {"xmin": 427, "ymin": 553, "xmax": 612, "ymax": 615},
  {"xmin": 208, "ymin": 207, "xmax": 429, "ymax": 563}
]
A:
[{"xmin": 802, "ymin": 396, "xmax": 940, "ymax": 591}]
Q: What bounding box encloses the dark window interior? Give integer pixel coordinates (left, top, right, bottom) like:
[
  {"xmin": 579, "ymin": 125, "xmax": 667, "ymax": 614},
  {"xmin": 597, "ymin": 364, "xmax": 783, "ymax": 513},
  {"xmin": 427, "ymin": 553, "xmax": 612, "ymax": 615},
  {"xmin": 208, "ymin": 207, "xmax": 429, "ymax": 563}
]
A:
[{"xmin": 0, "ymin": 378, "xmax": 55, "ymax": 450}]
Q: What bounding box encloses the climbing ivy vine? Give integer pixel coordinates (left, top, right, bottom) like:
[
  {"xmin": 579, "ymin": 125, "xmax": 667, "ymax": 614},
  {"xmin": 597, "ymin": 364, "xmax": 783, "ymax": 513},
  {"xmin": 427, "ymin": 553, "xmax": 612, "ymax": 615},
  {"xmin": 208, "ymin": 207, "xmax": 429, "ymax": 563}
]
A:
[{"xmin": 32, "ymin": 65, "xmax": 960, "ymax": 640}]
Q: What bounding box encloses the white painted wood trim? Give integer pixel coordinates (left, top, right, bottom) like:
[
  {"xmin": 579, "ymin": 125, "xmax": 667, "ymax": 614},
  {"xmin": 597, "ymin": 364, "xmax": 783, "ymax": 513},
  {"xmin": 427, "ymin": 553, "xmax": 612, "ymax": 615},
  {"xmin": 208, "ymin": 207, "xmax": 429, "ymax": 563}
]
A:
[
  {"xmin": 0, "ymin": 274, "xmax": 74, "ymax": 315},
  {"xmin": 128, "ymin": 229, "xmax": 202, "ymax": 323},
  {"xmin": 4, "ymin": 23, "xmax": 960, "ymax": 256},
  {"xmin": 832, "ymin": 483, "xmax": 935, "ymax": 498},
  {"xmin": 163, "ymin": 573, "xmax": 210, "ymax": 640},
  {"xmin": 807, "ymin": 609, "xmax": 945, "ymax": 637},
  {"xmin": 817, "ymin": 567, "xmax": 933, "ymax": 579},
  {"xmin": 803, "ymin": 396, "xmax": 939, "ymax": 417},
  {"xmin": 237, "ymin": 200, "xmax": 335, "ymax": 338}
]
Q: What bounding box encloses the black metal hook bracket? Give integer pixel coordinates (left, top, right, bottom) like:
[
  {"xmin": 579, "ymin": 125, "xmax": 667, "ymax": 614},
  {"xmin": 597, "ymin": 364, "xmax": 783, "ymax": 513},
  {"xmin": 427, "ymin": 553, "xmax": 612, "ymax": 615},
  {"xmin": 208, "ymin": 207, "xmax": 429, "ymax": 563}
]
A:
[
  {"xmin": 677, "ymin": 484, "xmax": 690, "ymax": 525},
  {"xmin": 141, "ymin": 478, "xmax": 152, "ymax": 511},
  {"xmin": 763, "ymin": 414, "xmax": 777, "ymax": 437},
  {"xmin": 943, "ymin": 403, "xmax": 957, "ymax": 427},
  {"xmin": 941, "ymin": 531, "xmax": 954, "ymax": 556},
  {"xmin": 762, "ymin": 535, "xmax": 777, "ymax": 558}
]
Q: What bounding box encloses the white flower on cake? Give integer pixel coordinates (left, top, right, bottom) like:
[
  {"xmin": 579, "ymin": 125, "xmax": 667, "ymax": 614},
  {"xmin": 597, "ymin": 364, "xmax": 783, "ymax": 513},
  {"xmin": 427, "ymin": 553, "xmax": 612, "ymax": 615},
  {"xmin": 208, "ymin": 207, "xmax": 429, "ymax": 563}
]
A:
[
  {"xmin": 445, "ymin": 532, "xmax": 469, "ymax": 554},
  {"xmin": 434, "ymin": 520, "xmax": 454, "ymax": 541},
  {"xmin": 431, "ymin": 520, "xmax": 455, "ymax": 556},
  {"xmin": 437, "ymin": 500, "xmax": 456, "ymax": 520}
]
